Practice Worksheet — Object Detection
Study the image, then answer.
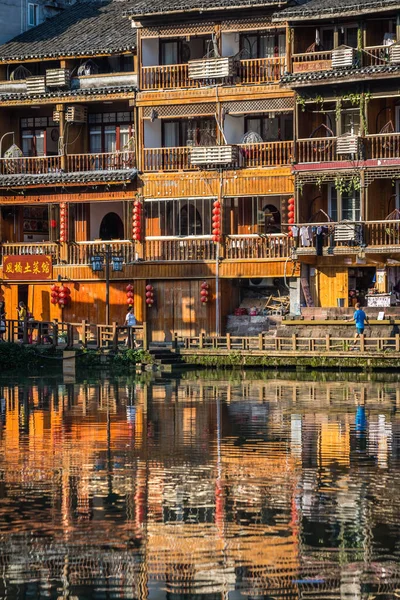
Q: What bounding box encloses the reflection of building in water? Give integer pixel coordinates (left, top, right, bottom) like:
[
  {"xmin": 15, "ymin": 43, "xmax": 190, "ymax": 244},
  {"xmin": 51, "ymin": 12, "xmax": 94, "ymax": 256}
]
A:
[{"xmin": 0, "ymin": 376, "xmax": 399, "ymax": 597}]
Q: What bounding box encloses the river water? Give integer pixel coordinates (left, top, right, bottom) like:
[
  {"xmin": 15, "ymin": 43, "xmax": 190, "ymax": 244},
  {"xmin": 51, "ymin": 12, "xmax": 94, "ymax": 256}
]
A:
[{"xmin": 0, "ymin": 370, "xmax": 399, "ymax": 599}]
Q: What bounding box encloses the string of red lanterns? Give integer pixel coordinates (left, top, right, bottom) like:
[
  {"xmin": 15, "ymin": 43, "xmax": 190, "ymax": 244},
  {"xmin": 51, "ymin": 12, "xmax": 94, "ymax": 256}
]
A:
[
  {"xmin": 200, "ymin": 281, "xmax": 210, "ymax": 303},
  {"xmin": 287, "ymin": 197, "xmax": 295, "ymax": 238},
  {"xmin": 212, "ymin": 200, "xmax": 221, "ymax": 243},
  {"xmin": 60, "ymin": 203, "xmax": 68, "ymax": 243},
  {"xmin": 132, "ymin": 200, "xmax": 142, "ymax": 242},
  {"xmin": 50, "ymin": 284, "xmax": 71, "ymax": 308},
  {"xmin": 126, "ymin": 283, "xmax": 134, "ymax": 306},
  {"xmin": 145, "ymin": 284, "xmax": 154, "ymax": 307}
]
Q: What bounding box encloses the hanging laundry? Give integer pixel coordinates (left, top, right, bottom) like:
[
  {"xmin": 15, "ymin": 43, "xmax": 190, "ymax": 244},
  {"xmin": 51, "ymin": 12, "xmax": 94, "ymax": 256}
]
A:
[{"xmin": 300, "ymin": 225, "xmax": 311, "ymax": 247}]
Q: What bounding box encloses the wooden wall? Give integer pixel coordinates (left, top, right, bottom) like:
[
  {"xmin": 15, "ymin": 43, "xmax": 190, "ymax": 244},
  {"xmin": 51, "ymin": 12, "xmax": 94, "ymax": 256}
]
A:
[
  {"xmin": 310, "ymin": 267, "xmax": 349, "ymax": 308},
  {"xmin": 367, "ymin": 179, "xmax": 393, "ymax": 220}
]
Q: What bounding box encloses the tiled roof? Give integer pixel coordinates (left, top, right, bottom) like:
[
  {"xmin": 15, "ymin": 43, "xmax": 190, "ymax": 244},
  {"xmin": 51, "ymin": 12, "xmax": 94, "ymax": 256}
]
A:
[
  {"xmin": 0, "ymin": 1, "xmax": 136, "ymax": 62},
  {"xmin": 276, "ymin": 0, "xmax": 400, "ymax": 21},
  {"xmin": 0, "ymin": 84, "xmax": 136, "ymax": 103},
  {"xmin": 0, "ymin": 169, "xmax": 137, "ymax": 188},
  {"xmin": 282, "ymin": 63, "xmax": 400, "ymax": 86},
  {"xmin": 125, "ymin": 0, "xmax": 286, "ymax": 19}
]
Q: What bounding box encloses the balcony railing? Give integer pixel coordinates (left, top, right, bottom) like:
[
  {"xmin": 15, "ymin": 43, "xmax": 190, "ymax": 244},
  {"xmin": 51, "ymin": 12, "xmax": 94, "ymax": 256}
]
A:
[
  {"xmin": 239, "ymin": 57, "xmax": 285, "ymax": 84},
  {"xmin": 363, "ymin": 45, "xmax": 391, "ymax": 66},
  {"xmin": 297, "ymin": 137, "xmax": 337, "ymax": 163},
  {"xmin": 67, "ymin": 241, "xmax": 136, "ymax": 265},
  {"xmin": 143, "ymin": 142, "xmax": 293, "ymax": 171},
  {"xmin": 145, "ymin": 237, "xmax": 216, "ymax": 261},
  {"xmin": 292, "ymin": 51, "xmax": 333, "ymax": 73},
  {"xmin": 225, "ymin": 235, "xmax": 291, "ymax": 259},
  {"xmin": 141, "ymin": 57, "xmax": 285, "ymax": 90},
  {"xmin": 0, "ymin": 151, "xmax": 135, "ymax": 176},
  {"xmin": 365, "ymin": 133, "xmax": 400, "ymax": 160},
  {"xmin": 0, "ymin": 242, "xmax": 60, "ymax": 263}
]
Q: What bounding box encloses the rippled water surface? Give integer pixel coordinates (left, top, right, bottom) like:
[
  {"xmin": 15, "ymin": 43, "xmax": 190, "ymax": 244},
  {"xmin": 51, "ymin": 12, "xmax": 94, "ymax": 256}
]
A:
[{"xmin": 0, "ymin": 371, "xmax": 400, "ymax": 599}]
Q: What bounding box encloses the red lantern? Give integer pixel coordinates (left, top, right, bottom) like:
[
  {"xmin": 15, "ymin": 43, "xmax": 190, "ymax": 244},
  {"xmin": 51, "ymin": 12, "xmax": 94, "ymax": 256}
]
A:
[
  {"xmin": 126, "ymin": 284, "xmax": 134, "ymax": 292},
  {"xmin": 50, "ymin": 219, "xmax": 57, "ymax": 229},
  {"xmin": 50, "ymin": 284, "xmax": 58, "ymax": 292},
  {"xmin": 213, "ymin": 201, "xmax": 221, "ymax": 208},
  {"xmin": 212, "ymin": 235, "xmax": 219, "ymax": 243},
  {"xmin": 200, "ymin": 289, "xmax": 208, "ymax": 297},
  {"xmin": 127, "ymin": 291, "xmax": 134, "ymax": 298},
  {"xmin": 146, "ymin": 284, "xmax": 153, "ymax": 291},
  {"xmin": 58, "ymin": 298, "xmax": 65, "ymax": 306},
  {"xmin": 51, "ymin": 298, "xmax": 58, "ymax": 305},
  {"xmin": 201, "ymin": 282, "xmax": 208, "ymax": 289},
  {"xmin": 127, "ymin": 297, "xmax": 134, "ymax": 305}
]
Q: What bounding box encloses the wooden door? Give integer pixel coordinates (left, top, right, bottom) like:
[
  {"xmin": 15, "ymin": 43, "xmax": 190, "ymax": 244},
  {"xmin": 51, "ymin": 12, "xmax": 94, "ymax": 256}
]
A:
[{"xmin": 317, "ymin": 267, "xmax": 348, "ymax": 307}]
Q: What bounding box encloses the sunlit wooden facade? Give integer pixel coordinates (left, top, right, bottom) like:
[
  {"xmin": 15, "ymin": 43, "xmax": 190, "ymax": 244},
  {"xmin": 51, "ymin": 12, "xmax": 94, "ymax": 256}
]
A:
[{"xmin": 280, "ymin": 0, "xmax": 400, "ymax": 308}]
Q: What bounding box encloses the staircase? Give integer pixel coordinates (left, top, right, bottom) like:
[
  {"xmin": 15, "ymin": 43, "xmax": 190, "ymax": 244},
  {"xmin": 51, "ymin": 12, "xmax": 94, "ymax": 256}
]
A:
[{"xmin": 149, "ymin": 346, "xmax": 185, "ymax": 371}]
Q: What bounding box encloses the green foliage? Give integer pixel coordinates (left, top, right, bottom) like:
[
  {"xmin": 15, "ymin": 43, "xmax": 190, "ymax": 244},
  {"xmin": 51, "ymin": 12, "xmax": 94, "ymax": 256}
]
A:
[
  {"xmin": 112, "ymin": 349, "xmax": 152, "ymax": 367},
  {"xmin": 296, "ymin": 94, "xmax": 307, "ymax": 112},
  {"xmin": 0, "ymin": 343, "xmax": 60, "ymax": 371},
  {"xmin": 334, "ymin": 175, "xmax": 361, "ymax": 195}
]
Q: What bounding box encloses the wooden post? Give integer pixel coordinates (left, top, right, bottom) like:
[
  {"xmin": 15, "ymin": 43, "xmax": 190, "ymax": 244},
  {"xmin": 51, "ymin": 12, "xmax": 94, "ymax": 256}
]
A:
[
  {"xmin": 360, "ymin": 333, "xmax": 365, "ymax": 353},
  {"xmin": 199, "ymin": 332, "xmax": 204, "ymax": 349},
  {"xmin": 396, "ymin": 333, "xmax": 400, "ymax": 352},
  {"xmin": 81, "ymin": 319, "xmax": 87, "ymax": 348},
  {"xmin": 227, "ymin": 333, "xmax": 231, "ymax": 350},
  {"xmin": 96, "ymin": 326, "xmax": 101, "ymax": 349},
  {"xmin": 112, "ymin": 321, "xmax": 118, "ymax": 351},
  {"xmin": 326, "ymin": 334, "xmax": 331, "ymax": 352},
  {"xmin": 142, "ymin": 321, "xmax": 149, "ymax": 351},
  {"xmin": 292, "ymin": 333, "xmax": 297, "ymax": 351},
  {"xmin": 258, "ymin": 333, "xmax": 263, "ymax": 350}
]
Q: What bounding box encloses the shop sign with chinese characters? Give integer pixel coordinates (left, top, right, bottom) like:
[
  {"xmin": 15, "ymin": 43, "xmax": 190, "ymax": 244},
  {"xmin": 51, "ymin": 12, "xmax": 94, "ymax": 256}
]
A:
[{"xmin": 3, "ymin": 255, "xmax": 52, "ymax": 280}]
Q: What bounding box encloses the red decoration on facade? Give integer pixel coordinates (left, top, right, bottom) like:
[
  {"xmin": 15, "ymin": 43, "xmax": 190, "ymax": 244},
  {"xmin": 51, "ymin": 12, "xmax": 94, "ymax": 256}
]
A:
[
  {"xmin": 57, "ymin": 285, "xmax": 71, "ymax": 309},
  {"xmin": 126, "ymin": 283, "xmax": 134, "ymax": 305},
  {"xmin": 59, "ymin": 203, "xmax": 68, "ymax": 243},
  {"xmin": 212, "ymin": 200, "xmax": 221, "ymax": 243},
  {"xmin": 287, "ymin": 197, "xmax": 295, "ymax": 237},
  {"xmin": 145, "ymin": 284, "xmax": 154, "ymax": 306},
  {"xmin": 132, "ymin": 200, "xmax": 143, "ymax": 242},
  {"xmin": 200, "ymin": 281, "xmax": 210, "ymax": 303}
]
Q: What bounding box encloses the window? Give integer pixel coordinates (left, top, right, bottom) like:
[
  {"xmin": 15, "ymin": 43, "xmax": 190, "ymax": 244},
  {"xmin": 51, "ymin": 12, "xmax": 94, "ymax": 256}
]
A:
[
  {"xmin": 244, "ymin": 114, "xmax": 293, "ymax": 142},
  {"xmin": 146, "ymin": 198, "xmax": 213, "ymax": 237},
  {"xmin": 342, "ymin": 109, "xmax": 361, "ymax": 136},
  {"xmin": 320, "ymin": 25, "xmax": 358, "ymax": 50},
  {"xmin": 88, "ymin": 112, "xmax": 134, "ymax": 153},
  {"xmin": 224, "ymin": 196, "xmax": 283, "ymax": 235},
  {"xmin": 329, "ymin": 184, "xmax": 361, "ymax": 222},
  {"xmin": 240, "ymin": 31, "xmax": 286, "ymax": 59},
  {"xmin": 20, "ymin": 116, "xmax": 58, "ymax": 157},
  {"xmin": 28, "ymin": 3, "xmax": 38, "ymax": 27},
  {"xmin": 162, "ymin": 118, "xmax": 216, "ymax": 148}
]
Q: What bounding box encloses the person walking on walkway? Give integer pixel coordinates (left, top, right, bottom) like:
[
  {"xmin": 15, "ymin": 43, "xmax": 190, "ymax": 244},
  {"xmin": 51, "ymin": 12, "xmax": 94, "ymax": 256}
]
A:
[
  {"xmin": 124, "ymin": 306, "xmax": 137, "ymax": 348},
  {"xmin": 351, "ymin": 302, "xmax": 370, "ymax": 350}
]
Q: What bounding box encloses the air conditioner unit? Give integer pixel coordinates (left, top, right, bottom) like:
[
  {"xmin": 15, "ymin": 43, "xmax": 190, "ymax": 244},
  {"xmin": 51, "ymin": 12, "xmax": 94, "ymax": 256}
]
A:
[
  {"xmin": 334, "ymin": 222, "xmax": 362, "ymax": 243},
  {"xmin": 66, "ymin": 105, "xmax": 87, "ymax": 123},
  {"xmin": 337, "ymin": 135, "xmax": 359, "ymax": 155},
  {"xmin": 26, "ymin": 76, "xmax": 46, "ymax": 95},
  {"xmin": 248, "ymin": 278, "xmax": 270, "ymax": 287},
  {"xmin": 190, "ymin": 145, "xmax": 238, "ymax": 166},
  {"xmin": 46, "ymin": 68, "xmax": 70, "ymax": 88},
  {"xmin": 188, "ymin": 57, "xmax": 236, "ymax": 80},
  {"xmin": 389, "ymin": 43, "xmax": 400, "ymax": 64},
  {"xmin": 332, "ymin": 46, "xmax": 356, "ymax": 69}
]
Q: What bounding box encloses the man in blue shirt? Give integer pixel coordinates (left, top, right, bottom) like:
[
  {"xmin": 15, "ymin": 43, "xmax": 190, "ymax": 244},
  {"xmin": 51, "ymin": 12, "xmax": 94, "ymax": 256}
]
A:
[{"xmin": 351, "ymin": 302, "xmax": 369, "ymax": 350}]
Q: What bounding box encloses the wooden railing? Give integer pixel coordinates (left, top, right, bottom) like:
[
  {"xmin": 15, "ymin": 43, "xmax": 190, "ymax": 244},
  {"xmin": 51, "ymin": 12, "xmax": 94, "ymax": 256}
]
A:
[
  {"xmin": 297, "ymin": 137, "xmax": 337, "ymax": 163},
  {"xmin": 364, "ymin": 220, "xmax": 400, "ymax": 247},
  {"xmin": 177, "ymin": 332, "xmax": 400, "ymax": 355},
  {"xmin": 365, "ymin": 133, "xmax": 400, "ymax": 160},
  {"xmin": 237, "ymin": 141, "xmax": 293, "ymax": 167},
  {"xmin": 66, "ymin": 151, "xmax": 135, "ymax": 172},
  {"xmin": 0, "ymin": 242, "xmax": 60, "ymax": 263},
  {"xmin": 292, "ymin": 50, "xmax": 333, "ymax": 66},
  {"xmin": 225, "ymin": 235, "xmax": 291, "ymax": 259},
  {"xmin": 363, "ymin": 45, "xmax": 390, "ymax": 66},
  {"xmin": 141, "ymin": 64, "xmax": 198, "ymax": 90},
  {"xmin": 0, "ymin": 155, "xmax": 61, "ymax": 175},
  {"xmin": 67, "ymin": 240, "xmax": 136, "ymax": 265},
  {"xmin": 143, "ymin": 147, "xmax": 193, "ymax": 171},
  {"xmin": 239, "ymin": 57, "xmax": 285, "ymax": 84},
  {"xmin": 145, "ymin": 237, "xmax": 216, "ymax": 261},
  {"xmin": 0, "ymin": 151, "xmax": 135, "ymax": 176},
  {"xmin": 0, "ymin": 318, "xmax": 148, "ymax": 350}
]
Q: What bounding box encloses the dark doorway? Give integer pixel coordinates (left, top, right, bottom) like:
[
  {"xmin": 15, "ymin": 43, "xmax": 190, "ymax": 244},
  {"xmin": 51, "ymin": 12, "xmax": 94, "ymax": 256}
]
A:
[
  {"xmin": 263, "ymin": 204, "xmax": 281, "ymax": 233},
  {"xmin": 99, "ymin": 212, "xmax": 124, "ymax": 240},
  {"xmin": 18, "ymin": 285, "xmax": 28, "ymax": 309}
]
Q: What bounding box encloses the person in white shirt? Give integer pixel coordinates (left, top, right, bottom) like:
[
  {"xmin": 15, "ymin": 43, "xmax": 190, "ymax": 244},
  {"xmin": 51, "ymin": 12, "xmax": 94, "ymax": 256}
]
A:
[{"xmin": 124, "ymin": 307, "xmax": 137, "ymax": 348}]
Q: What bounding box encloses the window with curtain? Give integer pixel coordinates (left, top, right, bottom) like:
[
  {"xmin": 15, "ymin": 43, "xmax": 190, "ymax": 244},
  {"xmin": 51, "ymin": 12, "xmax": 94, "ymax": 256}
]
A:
[
  {"xmin": 329, "ymin": 185, "xmax": 360, "ymax": 221},
  {"xmin": 240, "ymin": 30, "xmax": 286, "ymax": 59},
  {"xmin": 244, "ymin": 114, "xmax": 293, "ymax": 142},
  {"xmin": 145, "ymin": 198, "xmax": 213, "ymax": 236},
  {"xmin": 88, "ymin": 112, "xmax": 133, "ymax": 153}
]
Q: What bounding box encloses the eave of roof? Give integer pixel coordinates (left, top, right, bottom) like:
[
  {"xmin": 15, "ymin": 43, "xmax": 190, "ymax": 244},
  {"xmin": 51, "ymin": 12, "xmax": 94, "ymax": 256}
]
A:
[
  {"xmin": 0, "ymin": 84, "xmax": 137, "ymax": 103},
  {"xmin": 125, "ymin": 0, "xmax": 285, "ymax": 20},
  {"xmin": 281, "ymin": 63, "xmax": 400, "ymax": 86},
  {"xmin": 0, "ymin": 1, "xmax": 136, "ymax": 63},
  {"xmin": 0, "ymin": 169, "xmax": 137, "ymax": 188},
  {"xmin": 273, "ymin": 0, "xmax": 400, "ymax": 22}
]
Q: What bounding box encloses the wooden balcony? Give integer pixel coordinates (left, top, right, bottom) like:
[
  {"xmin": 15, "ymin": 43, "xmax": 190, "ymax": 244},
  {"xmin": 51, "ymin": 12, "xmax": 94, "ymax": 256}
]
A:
[
  {"xmin": 297, "ymin": 137, "xmax": 337, "ymax": 163},
  {"xmin": 67, "ymin": 241, "xmax": 136, "ymax": 265},
  {"xmin": 0, "ymin": 151, "xmax": 135, "ymax": 176},
  {"xmin": 365, "ymin": 133, "xmax": 400, "ymax": 160},
  {"xmin": 145, "ymin": 237, "xmax": 216, "ymax": 261},
  {"xmin": 0, "ymin": 242, "xmax": 60, "ymax": 263},
  {"xmin": 143, "ymin": 142, "xmax": 293, "ymax": 171},
  {"xmin": 365, "ymin": 220, "xmax": 400, "ymax": 247},
  {"xmin": 225, "ymin": 235, "xmax": 291, "ymax": 259},
  {"xmin": 364, "ymin": 45, "xmax": 390, "ymax": 66},
  {"xmin": 292, "ymin": 51, "xmax": 332, "ymax": 73},
  {"xmin": 141, "ymin": 57, "xmax": 285, "ymax": 90},
  {"xmin": 239, "ymin": 57, "xmax": 285, "ymax": 84}
]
